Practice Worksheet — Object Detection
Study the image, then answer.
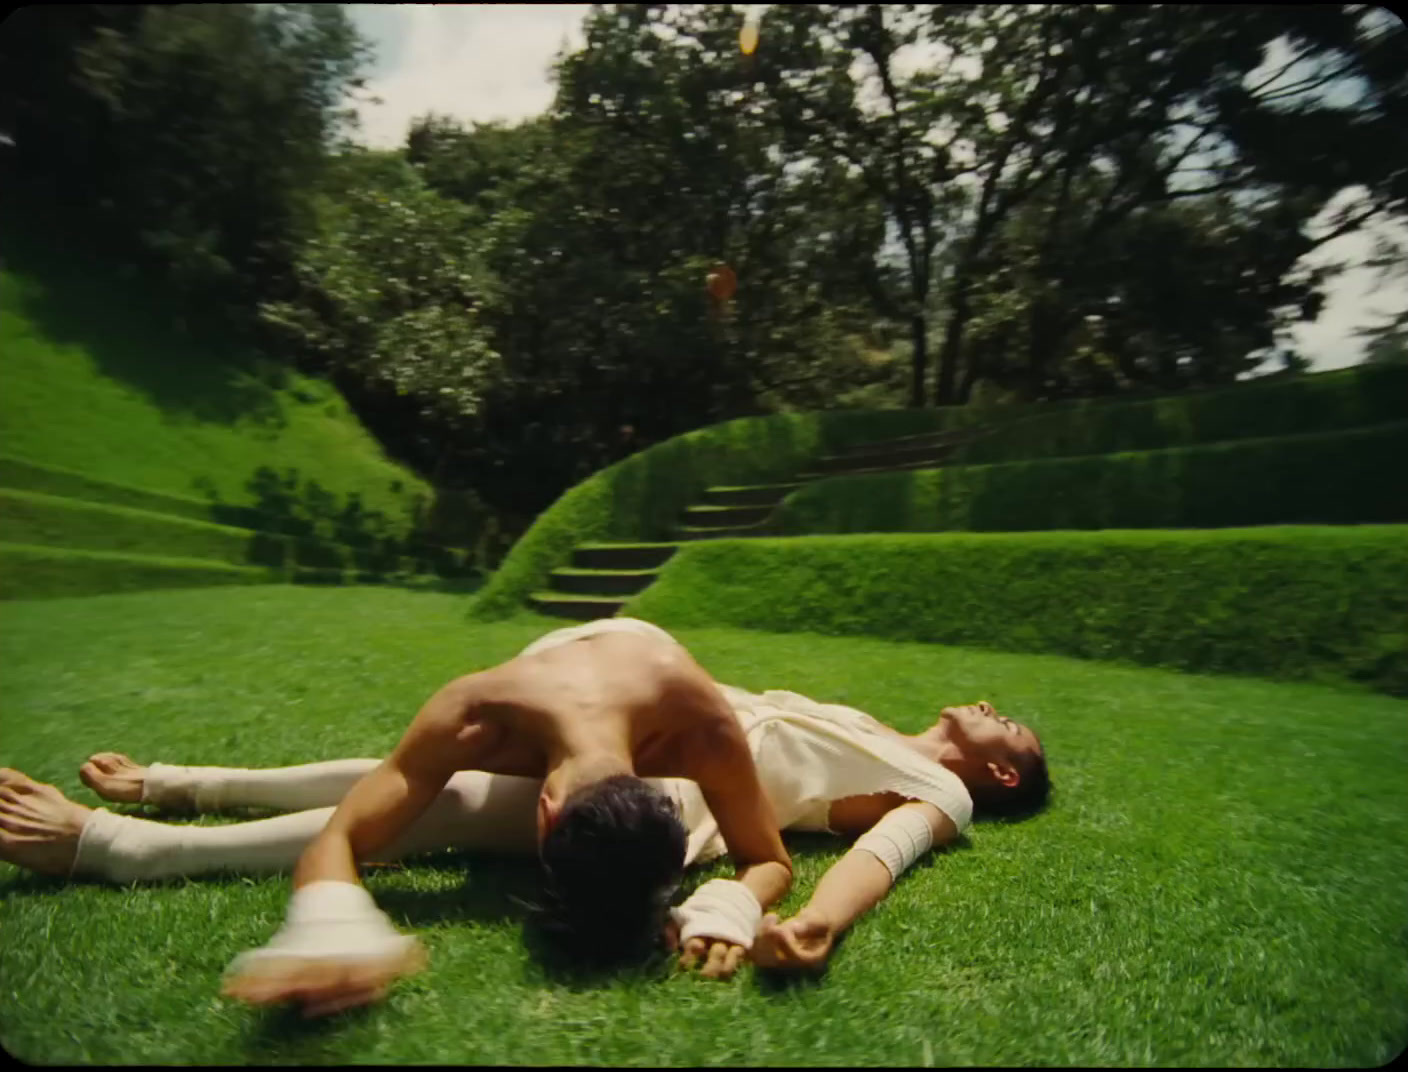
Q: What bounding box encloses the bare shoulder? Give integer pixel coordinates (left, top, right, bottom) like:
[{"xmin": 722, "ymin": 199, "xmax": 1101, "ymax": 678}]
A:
[
  {"xmin": 392, "ymin": 671, "xmax": 506, "ymax": 775},
  {"xmin": 652, "ymin": 665, "xmax": 750, "ymax": 780}
]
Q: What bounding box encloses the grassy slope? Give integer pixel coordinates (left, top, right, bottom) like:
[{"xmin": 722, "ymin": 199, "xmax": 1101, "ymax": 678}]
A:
[
  {"xmin": 1, "ymin": 587, "xmax": 1404, "ymax": 1066},
  {"xmin": 0, "ymin": 215, "xmax": 431, "ymax": 530}
]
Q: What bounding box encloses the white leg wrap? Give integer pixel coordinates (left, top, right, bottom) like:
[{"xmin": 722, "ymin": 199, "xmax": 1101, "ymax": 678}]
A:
[
  {"xmin": 142, "ymin": 759, "xmax": 382, "ymax": 812},
  {"xmin": 669, "ymin": 878, "xmax": 763, "ymax": 949},
  {"xmin": 851, "ymin": 806, "xmax": 934, "ymax": 883},
  {"xmin": 71, "ymin": 771, "xmax": 543, "ymax": 884}
]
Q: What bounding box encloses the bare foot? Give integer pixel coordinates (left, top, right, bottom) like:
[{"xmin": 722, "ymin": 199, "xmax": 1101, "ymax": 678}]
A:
[
  {"xmin": 0, "ymin": 769, "xmax": 92, "ymax": 876},
  {"xmin": 79, "ymin": 752, "xmax": 147, "ymax": 804}
]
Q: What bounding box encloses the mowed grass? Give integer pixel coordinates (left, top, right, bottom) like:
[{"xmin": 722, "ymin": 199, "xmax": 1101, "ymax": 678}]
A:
[
  {"xmin": 1, "ymin": 586, "xmax": 1405, "ymax": 1066},
  {"xmin": 0, "ymin": 213, "xmax": 431, "ymax": 526}
]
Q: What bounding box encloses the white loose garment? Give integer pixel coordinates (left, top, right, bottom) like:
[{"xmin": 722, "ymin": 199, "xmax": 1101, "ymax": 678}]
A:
[
  {"xmin": 71, "ymin": 618, "xmax": 973, "ymax": 881},
  {"xmin": 523, "ymin": 619, "xmax": 974, "ymax": 865}
]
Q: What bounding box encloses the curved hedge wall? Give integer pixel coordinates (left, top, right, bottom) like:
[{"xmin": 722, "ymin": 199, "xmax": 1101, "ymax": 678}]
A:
[
  {"xmin": 468, "ymin": 406, "xmax": 992, "ymax": 619},
  {"xmin": 471, "ymin": 364, "xmax": 1407, "ymax": 622},
  {"xmin": 624, "ymin": 528, "xmax": 1408, "ymax": 696},
  {"xmin": 774, "ymin": 421, "xmax": 1408, "ymax": 535},
  {"xmin": 949, "ymin": 364, "xmax": 1408, "ymax": 466}
]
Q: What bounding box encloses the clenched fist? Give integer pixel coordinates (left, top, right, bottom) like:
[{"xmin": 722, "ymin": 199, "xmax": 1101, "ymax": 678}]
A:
[{"xmin": 749, "ymin": 912, "xmax": 835, "ymax": 974}]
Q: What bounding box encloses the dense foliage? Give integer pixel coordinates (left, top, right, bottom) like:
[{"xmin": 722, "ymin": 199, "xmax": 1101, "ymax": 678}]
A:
[{"xmin": 2, "ymin": 3, "xmax": 1404, "ymax": 516}]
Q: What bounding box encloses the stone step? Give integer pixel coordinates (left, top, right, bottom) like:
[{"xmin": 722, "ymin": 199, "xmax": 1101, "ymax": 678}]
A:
[
  {"xmin": 813, "ymin": 442, "xmax": 956, "ymax": 474},
  {"xmin": 796, "ymin": 455, "xmax": 958, "ymax": 481},
  {"xmin": 571, "ymin": 543, "xmax": 679, "ymax": 571},
  {"xmin": 698, "ymin": 483, "xmax": 805, "ymax": 507},
  {"xmin": 547, "ymin": 568, "xmax": 659, "ymax": 597},
  {"xmin": 681, "ymin": 503, "xmax": 775, "ymax": 528},
  {"xmin": 527, "ymin": 593, "xmax": 628, "ymax": 621},
  {"xmin": 840, "ymin": 425, "xmax": 989, "ymax": 457},
  {"xmin": 675, "ymin": 521, "xmax": 772, "ymax": 541}
]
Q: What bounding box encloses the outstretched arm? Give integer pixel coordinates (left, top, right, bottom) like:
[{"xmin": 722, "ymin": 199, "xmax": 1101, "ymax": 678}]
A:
[
  {"xmin": 223, "ymin": 674, "xmax": 498, "ymax": 1015},
  {"xmin": 751, "ymin": 800, "xmax": 957, "ymax": 974}
]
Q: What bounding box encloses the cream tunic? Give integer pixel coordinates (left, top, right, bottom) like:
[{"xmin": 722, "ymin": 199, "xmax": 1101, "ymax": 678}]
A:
[{"xmin": 524, "ymin": 619, "xmax": 973, "ymax": 865}]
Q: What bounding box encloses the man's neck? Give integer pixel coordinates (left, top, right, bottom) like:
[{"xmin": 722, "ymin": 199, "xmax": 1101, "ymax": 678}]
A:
[
  {"xmin": 906, "ymin": 727, "xmax": 967, "ymax": 777},
  {"xmin": 542, "ymin": 745, "xmax": 635, "ymax": 803}
]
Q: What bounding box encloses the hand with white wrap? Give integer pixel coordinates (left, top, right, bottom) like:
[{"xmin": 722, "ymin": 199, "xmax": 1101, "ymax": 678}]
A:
[
  {"xmin": 222, "ymin": 881, "xmax": 426, "ymax": 1017},
  {"xmin": 664, "ymin": 879, "xmax": 763, "ymax": 980}
]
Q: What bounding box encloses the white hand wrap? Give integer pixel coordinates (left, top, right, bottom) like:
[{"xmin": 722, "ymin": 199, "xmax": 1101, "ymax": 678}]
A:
[
  {"xmin": 224, "ymin": 881, "xmax": 420, "ymax": 978},
  {"xmin": 670, "ymin": 879, "xmax": 763, "ymax": 950},
  {"xmin": 852, "ymin": 806, "xmax": 935, "ymax": 882}
]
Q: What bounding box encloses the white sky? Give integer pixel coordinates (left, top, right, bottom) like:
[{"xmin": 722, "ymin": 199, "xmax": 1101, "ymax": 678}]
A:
[{"xmin": 346, "ymin": 3, "xmax": 1406, "ymax": 373}]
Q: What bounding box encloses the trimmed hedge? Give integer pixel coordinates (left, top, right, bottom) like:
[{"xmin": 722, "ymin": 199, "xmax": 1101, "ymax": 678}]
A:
[
  {"xmin": 774, "ymin": 421, "xmax": 1408, "ymax": 535},
  {"xmin": 0, "ymin": 543, "xmax": 280, "ymax": 600},
  {"xmin": 0, "ymin": 544, "xmax": 482, "ymax": 601},
  {"xmin": 0, "ymin": 488, "xmax": 288, "ymax": 568},
  {"xmin": 469, "ymin": 406, "xmax": 997, "ymax": 619},
  {"xmin": 0, "ymin": 457, "xmax": 482, "ymax": 573},
  {"xmin": 471, "ymin": 365, "xmax": 1405, "ymax": 621},
  {"xmin": 624, "ymin": 528, "xmax": 1408, "ymax": 696},
  {"xmin": 0, "ymin": 454, "xmax": 273, "ymax": 529},
  {"xmin": 0, "ymin": 489, "xmax": 444, "ymax": 576},
  {"xmin": 950, "ymin": 364, "xmax": 1408, "ymax": 466}
]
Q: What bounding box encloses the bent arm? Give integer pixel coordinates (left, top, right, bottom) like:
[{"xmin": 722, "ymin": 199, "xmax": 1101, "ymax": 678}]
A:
[
  {"xmin": 292, "ymin": 675, "xmax": 495, "ymax": 891},
  {"xmin": 687, "ymin": 718, "xmax": 793, "ymax": 912}
]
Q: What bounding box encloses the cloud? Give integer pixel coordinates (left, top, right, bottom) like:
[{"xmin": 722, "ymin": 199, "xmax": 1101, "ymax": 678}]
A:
[
  {"xmin": 1285, "ymin": 198, "xmax": 1408, "ymax": 371},
  {"xmin": 348, "ymin": 4, "xmax": 592, "ymax": 149}
]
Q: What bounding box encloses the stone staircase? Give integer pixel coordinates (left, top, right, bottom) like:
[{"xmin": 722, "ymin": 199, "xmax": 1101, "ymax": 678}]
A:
[{"xmin": 527, "ymin": 426, "xmax": 987, "ymax": 620}]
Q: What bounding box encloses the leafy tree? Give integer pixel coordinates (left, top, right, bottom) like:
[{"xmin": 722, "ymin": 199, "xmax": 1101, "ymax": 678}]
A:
[
  {"xmin": 750, "ymin": 3, "xmax": 1408, "ymax": 405},
  {"xmin": 392, "ymin": 5, "xmax": 888, "ymax": 518},
  {"xmin": 1, "ymin": 4, "xmax": 371, "ymax": 316},
  {"xmin": 257, "ymin": 149, "xmax": 502, "ymax": 483}
]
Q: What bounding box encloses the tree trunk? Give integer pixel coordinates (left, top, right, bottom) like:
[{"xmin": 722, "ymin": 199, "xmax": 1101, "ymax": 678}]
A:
[
  {"xmin": 957, "ymin": 351, "xmax": 980, "ymax": 405},
  {"xmin": 908, "ymin": 313, "xmax": 927, "ymax": 408},
  {"xmin": 933, "ymin": 288, "xmax": 971, "ymax": 406}
]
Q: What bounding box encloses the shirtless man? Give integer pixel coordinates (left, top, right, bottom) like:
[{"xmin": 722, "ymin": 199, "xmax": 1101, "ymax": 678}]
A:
[
  {"xmin": 0, "ymin": 619, "xmax": 1050, "ymax": 1011},
  {"xmin": 1, "ymin": 619, "xmax": 794, "ymax": 1016}
]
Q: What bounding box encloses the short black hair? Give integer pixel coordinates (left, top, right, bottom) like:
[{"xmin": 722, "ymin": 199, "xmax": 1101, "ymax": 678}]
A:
[
  {"xmin": 971, "ymin": 738, "xmax": 1052, "ymax": 821},
  {"xmin": 533, "ymin": 774, "xmax": 688, "ymax": 965}
]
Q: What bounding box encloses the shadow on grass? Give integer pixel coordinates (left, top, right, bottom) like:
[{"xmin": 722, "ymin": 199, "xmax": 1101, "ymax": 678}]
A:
[
  {"xmin": 0, "ymin": 197, "xmax": 287, "ymax": 428},
  {"xmin": 192, "ymin": 465, "xmax": 501, "ymax": 583},
  {"xmin": 0, "ymin": 826, "xmax": 983, "ymax": 1012}
]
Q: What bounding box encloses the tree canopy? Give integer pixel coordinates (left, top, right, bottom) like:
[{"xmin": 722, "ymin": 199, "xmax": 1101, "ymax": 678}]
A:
[{"xmin": 3, "ymin": 2, "xmax": 1403, "ymax": 517}]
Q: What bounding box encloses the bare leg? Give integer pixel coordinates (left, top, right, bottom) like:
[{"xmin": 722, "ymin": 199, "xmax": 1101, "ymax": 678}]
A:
[{"xmin": 72, "ymin": 769, "xmax": 544, "ymax": 883}]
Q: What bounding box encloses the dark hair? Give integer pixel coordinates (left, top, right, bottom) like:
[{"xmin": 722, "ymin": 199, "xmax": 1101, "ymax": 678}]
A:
[
  {"xmin": 971, "ymin": 735, "xmax": 1052, "ymax": 821},
  {"xmin": 533, "ymin": 774, "xmax": 688, "ymax": 965}
]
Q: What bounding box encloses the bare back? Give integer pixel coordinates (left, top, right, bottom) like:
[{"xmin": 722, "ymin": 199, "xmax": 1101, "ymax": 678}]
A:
[
  {"xmin": 447, "ymin": 629, "xmax": 938, "ymax": 839},
  {"xmin": 463, "ymin": 629, "xmax": 732, "ymax": 779}
]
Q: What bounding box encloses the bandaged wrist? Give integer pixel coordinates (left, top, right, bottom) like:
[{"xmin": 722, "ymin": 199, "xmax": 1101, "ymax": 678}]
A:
[
  {"xmin": 224, "ymin": 881, "xmax": 419, "ymax": 977},
  {"xmin": 670, "ymin": 879, "xmax": 763, "ymax": 950},
  {"xmin": 852, "ymin": 806, "xmax": 935, "ymax": 882}
]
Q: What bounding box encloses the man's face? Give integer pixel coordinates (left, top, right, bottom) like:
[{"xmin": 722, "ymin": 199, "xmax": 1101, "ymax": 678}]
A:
[{"xmin": 938, "ymin": 701, "xmax": 1042, "ymax": 767}]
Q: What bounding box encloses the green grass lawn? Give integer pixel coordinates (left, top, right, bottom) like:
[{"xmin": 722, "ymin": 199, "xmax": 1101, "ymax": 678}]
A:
[
  {"xmin": 1, "ymin": 586, "xmax": 1405, "ymax": 1066},
  {"xmin": 0, "ymin": 210, "xmax": 432, "ymax": 531}
]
